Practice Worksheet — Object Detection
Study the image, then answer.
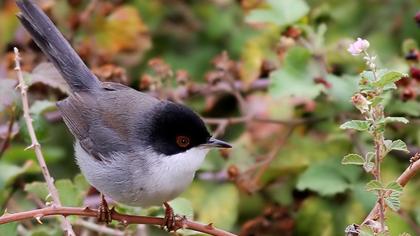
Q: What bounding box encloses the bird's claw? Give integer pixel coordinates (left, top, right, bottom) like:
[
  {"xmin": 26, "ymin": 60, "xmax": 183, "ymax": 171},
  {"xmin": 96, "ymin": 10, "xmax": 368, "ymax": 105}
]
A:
[
  {"xmin": 162, "ymin": 202, "xmax": 182, "ymax": 232},
  {"xmin": 97, "ymin": 194, "xmax": 112, "ymax": 224}
]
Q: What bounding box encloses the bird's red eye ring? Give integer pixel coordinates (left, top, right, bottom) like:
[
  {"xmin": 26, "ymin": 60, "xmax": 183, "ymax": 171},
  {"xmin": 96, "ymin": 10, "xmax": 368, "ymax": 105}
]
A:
[{"xmin": 176, "ymin": 135, "xmax": 190, "ymax": 148}]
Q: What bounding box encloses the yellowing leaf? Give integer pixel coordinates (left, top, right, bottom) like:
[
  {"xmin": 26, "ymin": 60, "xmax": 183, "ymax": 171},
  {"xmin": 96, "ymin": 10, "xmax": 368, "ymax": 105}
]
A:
[{"xmin": 90, "ymin": 6, "xmax": 151, "ymax": 56}]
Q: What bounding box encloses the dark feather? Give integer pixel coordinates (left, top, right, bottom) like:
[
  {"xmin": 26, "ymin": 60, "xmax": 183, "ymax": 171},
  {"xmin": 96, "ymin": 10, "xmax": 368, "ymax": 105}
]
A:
[{"xmin": 16, "ymin": 0, "xmax": 100, "ymax": 92}]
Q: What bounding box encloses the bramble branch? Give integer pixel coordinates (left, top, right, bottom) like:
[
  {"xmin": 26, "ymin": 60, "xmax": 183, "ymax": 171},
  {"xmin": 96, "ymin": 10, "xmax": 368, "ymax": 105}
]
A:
[
  {"xmin": 0, "ymin": 206, "xmax": 237, "ymax": 236},
  {"xmin": 363, "ymin": 155, "xmax": 420, "ymax": 225},
  {"xmin": 13, "ymin": 48, "xmax": 75, "ymax": 235}
]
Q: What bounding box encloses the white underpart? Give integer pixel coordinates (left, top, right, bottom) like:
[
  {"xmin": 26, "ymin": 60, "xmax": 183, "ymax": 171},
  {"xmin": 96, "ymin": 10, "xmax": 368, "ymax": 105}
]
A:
[{"xmin": 75, "ymin": 141, "xmax": 209, "ymax": 207}]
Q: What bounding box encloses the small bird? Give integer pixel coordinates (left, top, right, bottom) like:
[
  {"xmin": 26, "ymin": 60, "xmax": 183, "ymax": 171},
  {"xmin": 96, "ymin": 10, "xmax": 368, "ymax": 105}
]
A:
[{"xmin": 16, "ymin": 0, "xmax": 231, "ymax": 229}]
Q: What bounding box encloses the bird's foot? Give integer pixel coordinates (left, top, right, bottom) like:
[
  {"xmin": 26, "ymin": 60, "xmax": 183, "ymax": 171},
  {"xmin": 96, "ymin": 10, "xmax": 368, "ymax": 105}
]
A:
[
  {"xmin": 97, "ymin": 194, "xmax": 113, "ymax": 224},
  {"xmin": 161, "ymin": 202, "xmax": 183, "ymax": 232}
]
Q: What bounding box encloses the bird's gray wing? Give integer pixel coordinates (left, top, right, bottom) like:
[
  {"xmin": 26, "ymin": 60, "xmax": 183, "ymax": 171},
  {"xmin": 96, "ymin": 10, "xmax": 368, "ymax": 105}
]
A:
[{"xmin": 57, "ymin": 83, "xmax": 160, "ymax": 160}]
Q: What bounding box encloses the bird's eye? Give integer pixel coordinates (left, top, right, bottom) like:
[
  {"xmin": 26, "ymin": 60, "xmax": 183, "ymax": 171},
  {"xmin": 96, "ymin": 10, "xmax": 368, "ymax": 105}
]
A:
[{"xmin": 176, "ymin": 135, "xmax": 190, "ymax": 148}]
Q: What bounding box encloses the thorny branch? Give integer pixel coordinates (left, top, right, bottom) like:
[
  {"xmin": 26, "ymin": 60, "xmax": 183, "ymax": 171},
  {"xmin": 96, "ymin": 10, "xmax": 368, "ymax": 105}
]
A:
[
  {"xmin": 363, "ymin": 154, "xmax": 420, "ymax": 226},
  {"xmin": 13, "ymin": 48, "xmax": 76, "ymax": 236},
  {"xmin": 204, "ymin": 115, "xmax": 323, "ymax": 138},
  {"xmin": 0, "ymin": 206, "xmax": 237, "ymax": 236}
]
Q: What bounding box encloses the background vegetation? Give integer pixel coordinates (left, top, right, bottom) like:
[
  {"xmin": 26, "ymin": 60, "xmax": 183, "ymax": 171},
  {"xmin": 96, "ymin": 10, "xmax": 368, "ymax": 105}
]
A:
[{"xmin": 1, "ymin": 0, "xmax": 420, "ymax": 235}]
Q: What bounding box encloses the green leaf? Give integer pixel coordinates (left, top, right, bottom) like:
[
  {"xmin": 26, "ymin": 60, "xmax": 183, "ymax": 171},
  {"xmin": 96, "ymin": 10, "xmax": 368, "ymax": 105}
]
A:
[
  {"xmin": 326, "ymin": 74, "xmax": 358, "ymax": 110},
  {"xmin": 387, "ymin": 100, "xmax": 420, "ymax": 117},
  {"xmin": 0, "ymin": 161, "xmax": 32, "ymax": 189},
  {"xmin": 0, "ymin": 222, "xmax": 17, "ymax": 236},
  {"xmin": 295, "ymin": 197, "xmax": 334, "ymax": 235},
  {"xmin": 269, "ymin": 47, "xmax": 324, "ymax": 99},
  {"xmin": 340, "ymin": 120, "xmax": 370, "ymax": 131},
  {"xmin": 365, "ymin": 180, "xmax": 383, "ymax": 192},
  {"xmin": 56, "ymin": 179, "xmax": 80, "ymax": 207},
  {"xmin": 399, "ymin": 233, "xmax": 412, "ymax": 236},
  {"xmin": 246, "ymin": 0, "xmax": 309, "ymax": 26},
  {"xmin": 29, "ymin": 100, "xmax": 56, "ymax": 116},
  {"xmin": 296, "ymin": 163, "xmax": 351, "ymax": 196},
  {"xmin": 363, "ymin": 162, "xmax": 374, "ymax": 173},
  {"xmin": 2, "ymin": 145, "xmax": 65, "ymax": 166},
  {"xmin": 365, "ymin": 152, "xmax": 375, "ymax": 162},
  {"xmin": 182, "ymin": 182, "xmax": 239, "ymax": 230},
  {"xmin": 371, "ymin": 71, "xmax": 405, "ymax": 88},
  {"xmin": 359, "ymin": 225, "xmax": 375, "ymax": 236},
  {"xmin": 342, "ymin": 154, "xmax": 364, "ymax": 165},
  {"xmin": 24, "ymin": 181, "xmax": 49, "ymax": 200},
  {"xmin": 388, "ymin": 140, "xmax": 409, "ymax": 153},
  {"xmin": 169, "ymin": 198, "xmax": 194, "ymax": 219},
  {"xmin": 385, "ymin": 191, "xmax": 401, "ymax": 211},
  {"xmin": 73, "ymin": 174, "xmax": 90, "ymax": 193},
  {"xmin": 385, "ymin": 181, "xmax": 403, "ymax": 193},
  {"xmin": 370, "ymin": 96, "xmax": 384, "ymax": 106},
  {"xmin": 383, "ymin": 117, "xmax": 409, "ymax": 124}
]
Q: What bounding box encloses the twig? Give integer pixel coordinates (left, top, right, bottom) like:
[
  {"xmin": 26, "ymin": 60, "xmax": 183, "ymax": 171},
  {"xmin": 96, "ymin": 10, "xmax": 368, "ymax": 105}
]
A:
[
  {"xmin": 74, "ymin": 219, "xmax": 125, "ymax": 236},
  {"xmin": 204, "ymin": 116, "xmax": 322, "ymax": 126},
  {"xmin": 79, "ymin": 0, "xmax": 98, "ymax": 24},
  {"xmin": 362, "ymin": 156, "xmax": 420, "ymax": 225},
  {"xmin": 0, "ymin": 206, "xmax": 237, "ymax": 236},
  {"xmin": 212, "ymin": 120, "xmax": 229, "ymax": 138},
  {"xmin": 168, "ymin": 78, "xmax": 270, "ymax": 100},
  {"xmin": 13, "ymin": 48, "xmax": 75, "ymax": 236},
  {"xmin": 230, "ymin": 125, "xmax": 296, "ymax": 193}
]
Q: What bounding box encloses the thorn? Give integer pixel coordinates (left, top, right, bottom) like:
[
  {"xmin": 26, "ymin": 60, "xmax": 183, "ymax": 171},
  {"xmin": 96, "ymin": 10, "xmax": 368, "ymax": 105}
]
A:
[
  {"xmin": 120, "ymin": 219, "xmax": 128, "ymax": 227},
  {"xmin": 2, "ymin": 208, "xmax": 9, "ymax": 216},
  {"xmin": 205, "ymin": 223, "xmax": 214, "ymax": 230},
  {"xmin": 83, "ymin": 207, "xmax": 91, "ymax": 211},
  {"xmin": 35, "ymin": 215, "xmax": 43, "ymax": 224},
  {"xmin": 24, "ymin": 144, "xmax": 35, "ymax": 151}
]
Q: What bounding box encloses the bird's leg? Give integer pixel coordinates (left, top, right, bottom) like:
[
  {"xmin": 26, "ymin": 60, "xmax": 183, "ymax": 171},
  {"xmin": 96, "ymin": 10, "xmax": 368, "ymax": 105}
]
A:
[
  {"xmin": 162, "ymin": 202, "xmax": 176, "ymax": 231},
  {"xmin": 97, "ymin": 193, "xmax": 112, "ymax": 224}
]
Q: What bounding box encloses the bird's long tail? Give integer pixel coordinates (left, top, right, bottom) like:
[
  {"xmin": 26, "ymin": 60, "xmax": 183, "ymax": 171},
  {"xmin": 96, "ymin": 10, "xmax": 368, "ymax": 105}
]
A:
[{"xmin": 16, "ymin": 0, "xmax": 101, "ymax": 92}]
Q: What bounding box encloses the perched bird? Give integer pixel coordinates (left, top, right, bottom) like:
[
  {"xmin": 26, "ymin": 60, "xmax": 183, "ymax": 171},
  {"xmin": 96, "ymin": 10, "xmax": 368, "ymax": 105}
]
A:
[{"xmin": 16, "ymin": 0, "xmax": 231, "ymax": 229}]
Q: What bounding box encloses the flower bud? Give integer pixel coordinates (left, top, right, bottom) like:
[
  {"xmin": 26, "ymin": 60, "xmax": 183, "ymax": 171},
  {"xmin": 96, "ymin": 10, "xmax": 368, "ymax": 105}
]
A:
[{"xmin": 351, "ymin": 93, "xmax": 370, "ymax": 113}]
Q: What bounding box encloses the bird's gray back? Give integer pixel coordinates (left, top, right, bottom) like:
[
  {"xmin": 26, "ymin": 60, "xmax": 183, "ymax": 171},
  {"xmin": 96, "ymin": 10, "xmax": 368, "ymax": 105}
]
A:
[{"xmin": 57, "ymin": 83, "xmax": 161, "ymax": 160}]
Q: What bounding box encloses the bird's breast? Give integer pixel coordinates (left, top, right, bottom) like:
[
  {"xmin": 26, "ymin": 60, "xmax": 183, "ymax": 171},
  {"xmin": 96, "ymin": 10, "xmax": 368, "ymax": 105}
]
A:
[
  {"xmin": 75, "ymin": 142, "xmax": 209, "ymax": 207},
  {"xmin": 129, "ymin": 147, "xmax": 209, "ymax": 206}
]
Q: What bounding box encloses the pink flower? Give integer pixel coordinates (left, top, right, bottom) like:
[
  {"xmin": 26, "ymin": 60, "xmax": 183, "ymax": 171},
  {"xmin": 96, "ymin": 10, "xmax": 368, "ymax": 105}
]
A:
[{"xmin": 347, "ymin": 38, "xmax": 370, "ymax": 56}]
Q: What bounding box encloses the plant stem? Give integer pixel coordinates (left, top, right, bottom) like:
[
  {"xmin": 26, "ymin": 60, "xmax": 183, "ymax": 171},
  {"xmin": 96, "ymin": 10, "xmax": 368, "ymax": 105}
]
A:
[
  {"xmin": 13, "ymin": 48, "xmax": 75, "ymax": 236},
  {"xmin": 363, "ymin": 154, "xmax": 420, "ymax": 225},
  {"xmin": 366, "ymin": 50, "xmax": 386, "ymax": 232},
  {"xmin": 0, "ymin": 206, "xmax": 237, "ymax": 236}
]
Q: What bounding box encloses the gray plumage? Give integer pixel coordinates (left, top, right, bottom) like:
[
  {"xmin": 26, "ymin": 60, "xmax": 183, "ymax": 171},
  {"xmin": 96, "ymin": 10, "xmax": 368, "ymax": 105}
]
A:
[{"xmin": 16, "ymin": 0, "xmax": 101, "ymax": 92}]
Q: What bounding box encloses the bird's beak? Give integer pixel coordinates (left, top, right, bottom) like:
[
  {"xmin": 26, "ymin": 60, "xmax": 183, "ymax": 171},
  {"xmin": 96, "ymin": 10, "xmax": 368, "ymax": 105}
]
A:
[{"xmin": 202, "ymin": 137, "xmax": 232, "ymax": 149}]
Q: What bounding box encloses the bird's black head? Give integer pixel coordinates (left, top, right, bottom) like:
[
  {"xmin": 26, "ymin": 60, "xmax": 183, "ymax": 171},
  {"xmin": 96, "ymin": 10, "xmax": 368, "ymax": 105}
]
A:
[{"xmin": 147, "ymin": 102, "xmax": 231, "ymax": 156}]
